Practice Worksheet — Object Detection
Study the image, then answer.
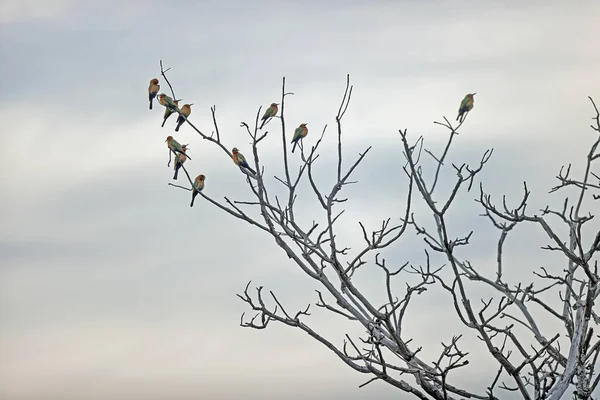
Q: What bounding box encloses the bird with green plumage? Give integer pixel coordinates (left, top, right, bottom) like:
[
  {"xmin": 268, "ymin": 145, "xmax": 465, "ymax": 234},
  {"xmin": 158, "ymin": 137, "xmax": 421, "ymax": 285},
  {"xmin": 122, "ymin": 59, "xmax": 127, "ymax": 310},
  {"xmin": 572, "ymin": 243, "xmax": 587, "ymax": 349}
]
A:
[
  {"xmin": 158, "ymin": 93, "xmax": 180, "ymax": 111},
  {"xmin": 161, "ymin": 98, "xmax": 181, "ymax": 127},
  {"xmin": 259, "ymin": 103, "xmax": 279, "ymax": 128},
  {"xmin": 456, "ymin": 93, "xmax": 476, "ymax": 123},
  {"xmin": 232, "ymin": 147, "xmax": 256, "ymax": 176},
  {"xmin": 291, "ymin": 123, "xmax": 308, "ymax": 153},
  {"xmin": 166, "ymin": 135, "xmax": 191, "ymax": 167}
]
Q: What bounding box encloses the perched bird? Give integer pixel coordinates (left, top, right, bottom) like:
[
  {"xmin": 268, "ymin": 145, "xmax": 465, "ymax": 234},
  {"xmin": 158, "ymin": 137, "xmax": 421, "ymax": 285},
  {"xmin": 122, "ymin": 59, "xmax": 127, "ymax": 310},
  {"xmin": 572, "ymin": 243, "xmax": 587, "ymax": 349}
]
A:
[
  {"xmin": 175, "ymin": 103, "xmax": 193, "ymax": 132},
  {"xmin": 166, "ymin": 135, "xmax": 191, "ymax": 166},
  {"xmin": 190, "ymin": 174, "xmax": 206, "ymax": 207},
  {"xmin": 148, "ymin": 78, "xmax": 160, "ymax": 110},
  {"xmin": 259, "ymin": 103, "xmax": 279, "ymax": 128},
  {"xmin": 158, "ymin": 93, "xmax": 167, "ymax": 107},
  {"xmin": 291, "ymin": 123, "xmax": 308, "ymax": 153},
  {"xmin": 161, "ymin": 99, "xmax": 181, "ymax": 127},
  {"xmin": 158, "ymin": 93, "xmax": 180, "ymax": 110},
  {"xmin": 232, "ymin": 147, "xmax": 256, "ymax": 175},
  {"xmin": 173, "ymin": 145, "xmax": 189, "ymax": 180},
  {"xmin": 456, "ymin": 93, "xmax": 476, "ymax": 123}
]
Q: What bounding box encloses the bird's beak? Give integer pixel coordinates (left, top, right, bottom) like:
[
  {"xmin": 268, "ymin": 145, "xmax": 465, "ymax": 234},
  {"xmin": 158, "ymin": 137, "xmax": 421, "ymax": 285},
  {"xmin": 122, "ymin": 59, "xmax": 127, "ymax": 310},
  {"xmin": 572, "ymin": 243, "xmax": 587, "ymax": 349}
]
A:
[
  {"xmin": 165, "ymin": 138, "xmax": 168, "ymax": 142},
  {"xmin": 189, "ymin": 103, "xmax": 194, "ymax": 106},
  {"xmin": 472, "ymin": 93, "xmax": 477, "ymax": 96}
]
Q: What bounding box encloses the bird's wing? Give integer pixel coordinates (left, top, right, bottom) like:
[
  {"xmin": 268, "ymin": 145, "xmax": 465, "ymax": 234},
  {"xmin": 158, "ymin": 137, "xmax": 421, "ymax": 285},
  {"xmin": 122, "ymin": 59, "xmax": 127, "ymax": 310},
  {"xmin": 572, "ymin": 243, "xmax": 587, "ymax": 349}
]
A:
[
  {"xmin": 172, "ymin": 139, "xmax": 182, "ymax": 150},
  {"xmin": 263, "ymin": 106, "xmax": 274, "ymax": 118},
  {"xmin": 292, "ymin": 127, "xmax": 302, "ymax": 142},
  {"xmin": 458, "ymin": 96, "xmax": 470, "ymax": 111}
]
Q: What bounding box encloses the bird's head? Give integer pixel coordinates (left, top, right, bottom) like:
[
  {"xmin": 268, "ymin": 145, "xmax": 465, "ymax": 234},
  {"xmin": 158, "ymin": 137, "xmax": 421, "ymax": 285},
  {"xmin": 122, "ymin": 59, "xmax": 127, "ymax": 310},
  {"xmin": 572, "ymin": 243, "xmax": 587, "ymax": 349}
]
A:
[
  {"xmin": 271, "ymin": 103, "xmax": 279, "ymax": 107},
  {"xmin": 150, "ymin": 78, "xmax": 159, "ymax": 85},
  {"xmin": 232, "ymin": 148, "xmax": 239, "ymax": 154},
  {"xmin": 300, "ymin": 123, "xmax": 307, "ymax": 127},
  {"xmin": 165, "ymin": 136, "xmax": 173, "ymax": 142},
  {"xmin": 158, "ymin": 93, "xmax": 166, "ymax": 99},
  {"xmin": 198, "ymin": 174, "xmax": 206, "ymax": 181},
  {"xmin": 182, "ymin": 144, "xmax": 189, "ymax": 152}
]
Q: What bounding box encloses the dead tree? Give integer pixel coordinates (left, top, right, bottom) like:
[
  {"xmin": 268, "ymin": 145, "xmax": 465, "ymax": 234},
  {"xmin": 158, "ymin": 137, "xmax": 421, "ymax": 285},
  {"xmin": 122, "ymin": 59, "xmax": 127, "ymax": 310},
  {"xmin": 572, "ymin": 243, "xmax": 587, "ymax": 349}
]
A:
[{"xmin": 157, "ymin": 60, "xmax": 600, "ymax": 399}]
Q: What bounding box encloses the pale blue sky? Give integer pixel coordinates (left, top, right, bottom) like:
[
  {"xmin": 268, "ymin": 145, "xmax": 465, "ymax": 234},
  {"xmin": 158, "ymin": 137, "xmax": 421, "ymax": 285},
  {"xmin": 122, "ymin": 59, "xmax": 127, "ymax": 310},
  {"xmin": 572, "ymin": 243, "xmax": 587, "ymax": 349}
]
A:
[{"xmin": 1, "ymin": 1, "xmax": 599, "ymax": 399}]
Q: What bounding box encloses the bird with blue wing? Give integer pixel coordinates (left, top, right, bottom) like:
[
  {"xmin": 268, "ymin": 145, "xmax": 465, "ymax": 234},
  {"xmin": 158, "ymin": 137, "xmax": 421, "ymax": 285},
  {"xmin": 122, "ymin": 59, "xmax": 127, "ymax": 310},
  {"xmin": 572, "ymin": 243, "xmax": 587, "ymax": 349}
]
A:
[
  {"xmin": 232, "ymin": 147, "xmax": 256, "ymax": 176},
  {"xmin": 291, "ymin": 123, "xmax": 308, "ymax": 153},
  {"xmin": 259, "ymin": 103, "xmax": 279, "ymax": 129}
]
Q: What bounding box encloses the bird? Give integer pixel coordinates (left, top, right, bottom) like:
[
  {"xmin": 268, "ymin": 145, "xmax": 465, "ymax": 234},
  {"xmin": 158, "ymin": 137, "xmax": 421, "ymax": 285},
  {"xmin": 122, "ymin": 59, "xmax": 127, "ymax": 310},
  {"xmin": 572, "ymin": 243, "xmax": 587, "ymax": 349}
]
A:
[
  {"xmin": 259, "ymin": 103, "xmax": 279, "ymax": 128},
  {"xmin": 175, "ymin": 103, "xmax": 193, "ymax": 132},
  {"xmin": 166, "ymin": 135, "xmax": 191, "ymax": 167},
  {"xmin": 232, "ymin": 147, "xmax": 256, "ymax": 175},
  {"xmin": 456, "ymin": 93, "xmax": 476, "ymax": 123},
  {"xmin": 161, "ymin": 99, "xmax": 181, "ymax": 127},
  {"xmin": 158, "ymin": 93, "xmax": 180, "ymax": 110},
  {"xmin": 173, "ymin": 145, "xmax": 189, "ymax": 180},
  {"xmin": 148, "ymin": 78, "xmax": 160, "ymax": 110},
  {"xmin": 190, "ymin": 174, "xmax": 205, "ymax": 207},
  {"xmin": 291, "ymin": 123, "xmax": 308, "ymax": 153}
]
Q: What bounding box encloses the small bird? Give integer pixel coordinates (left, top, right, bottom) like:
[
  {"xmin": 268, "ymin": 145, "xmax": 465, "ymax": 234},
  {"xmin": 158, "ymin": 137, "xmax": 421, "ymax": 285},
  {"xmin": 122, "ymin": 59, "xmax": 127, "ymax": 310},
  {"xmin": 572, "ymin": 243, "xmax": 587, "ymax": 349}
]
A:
[
  {"xmin": 190, "ymin": 174, "xmax": 206, "ymax": 207},
  {"xmin": 161, "ymin": 99, "xmax": 181, "ymax": 127},
  {"xmin": 166, "ymin": 135, "xmax": 191, "ymax": 166},
  {"xmin": 175, "ymin": 103, "xmax": 193, "ymax": 132},
  {"xmin": 148, "ymin": 78, "xmax": 160, "ymax": 110},
  {"xmin": 158, "ymin": 93, "xmax": 180, "ymax": 110},
  {"xmin": 291, "ymin": 123, "xmax": 308, "ymax": 153},
  {"xmin": 232, "ymin": 147, "xmax": 256, "ymax": 175},
  {"xmin": 173, "ymin": 145, "xmax": 189, "ymax": 180},
  {"xmin": 456, "ymin": 93, "xmax": 476, "ymax": 123},
  {"xmin": 259, "ymin": 103, "xmax": 279, "ymax": 128}
]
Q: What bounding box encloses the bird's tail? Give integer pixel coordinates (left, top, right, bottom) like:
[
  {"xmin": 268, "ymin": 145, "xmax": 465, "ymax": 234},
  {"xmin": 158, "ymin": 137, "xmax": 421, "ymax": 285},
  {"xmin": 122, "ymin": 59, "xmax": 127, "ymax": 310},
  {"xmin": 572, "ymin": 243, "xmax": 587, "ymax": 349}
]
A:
[
  {"xmin": 190, "ymin": 191, "xmax": 197, "ymax": 207},
  {"xmin": 175, "ymin": 117, "xmax": 183, "ymax": 132},
  {"xmin": 149, "ymin": 98, "xmax": 153, "ymax": 110},
  {"xmin": 259, "ymin": 118, "xmax": 266, "ymax": 129},
  {"xmin": 173, "ymin": 164, "xmax": 180, "ymax": 180},
  {"xmin": 161, "ymin": 117, "xmax": 167, "ymax": 127},
  {"xmin": 292, "ymin": 141, "xmax": 298, "ymax": 153},
  {"xmin": 247, "ymin": 165, "xmax": 257, "ymax": 175},
  {"xmin": 456, "ymin": 113, "xmax": 461, "ymax": 121}
]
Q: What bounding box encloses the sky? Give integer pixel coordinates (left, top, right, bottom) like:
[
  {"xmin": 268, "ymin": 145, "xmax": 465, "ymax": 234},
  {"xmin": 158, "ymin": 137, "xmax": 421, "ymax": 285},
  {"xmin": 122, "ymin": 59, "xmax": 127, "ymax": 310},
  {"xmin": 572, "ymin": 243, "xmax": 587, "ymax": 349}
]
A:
[{"xmin": 1, "ymin": 1, "xmax": 599, "ymax": 399}]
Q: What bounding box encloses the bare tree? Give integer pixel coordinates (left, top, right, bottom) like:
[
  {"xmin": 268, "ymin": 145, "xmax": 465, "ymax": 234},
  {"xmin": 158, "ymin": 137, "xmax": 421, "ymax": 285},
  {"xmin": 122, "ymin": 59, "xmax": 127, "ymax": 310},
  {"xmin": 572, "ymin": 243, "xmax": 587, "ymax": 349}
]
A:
[{"xmin": 157, "ymin": 61, "xmax": 600, "ymax": 399}]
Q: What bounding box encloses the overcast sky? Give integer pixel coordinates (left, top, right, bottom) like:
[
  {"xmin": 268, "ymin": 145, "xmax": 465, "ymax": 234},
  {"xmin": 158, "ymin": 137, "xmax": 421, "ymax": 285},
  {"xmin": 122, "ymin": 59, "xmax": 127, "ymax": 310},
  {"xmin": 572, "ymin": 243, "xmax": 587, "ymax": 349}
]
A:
[{"xmin": 1, "ymin": 1, "xmax": 599, "ymax": 399}]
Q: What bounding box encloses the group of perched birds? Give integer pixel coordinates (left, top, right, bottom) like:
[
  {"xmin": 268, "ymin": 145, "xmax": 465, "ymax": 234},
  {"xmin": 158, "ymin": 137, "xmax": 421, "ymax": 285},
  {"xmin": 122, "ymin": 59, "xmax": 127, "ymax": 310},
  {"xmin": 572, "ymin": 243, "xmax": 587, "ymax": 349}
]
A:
[
  {"xmin": 149, "ymin": 77, "xmax": 476, "ymax": 208},
  {"xmin": 148, "ymin": 78, "xmax": 312, "ymax": 208}
]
